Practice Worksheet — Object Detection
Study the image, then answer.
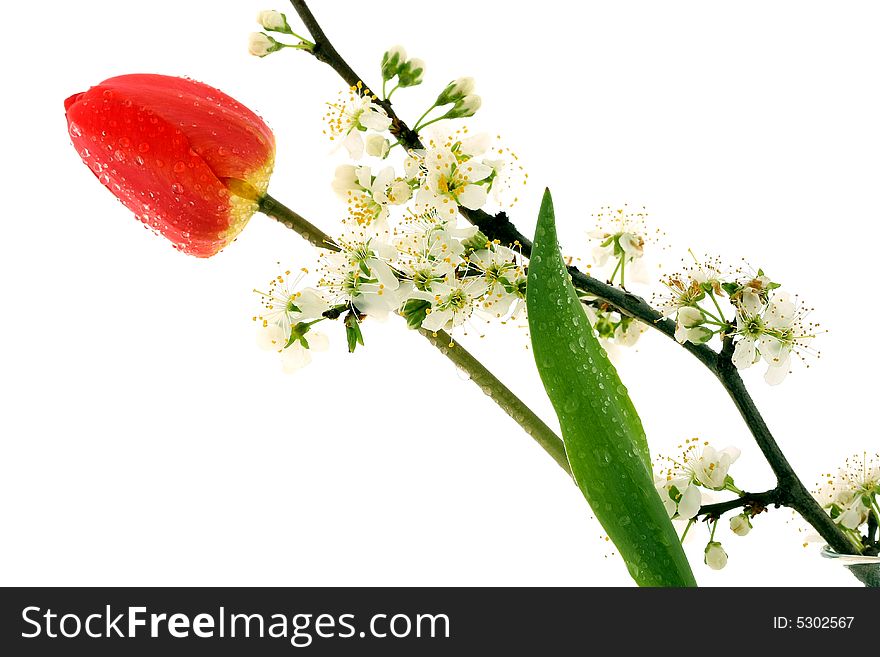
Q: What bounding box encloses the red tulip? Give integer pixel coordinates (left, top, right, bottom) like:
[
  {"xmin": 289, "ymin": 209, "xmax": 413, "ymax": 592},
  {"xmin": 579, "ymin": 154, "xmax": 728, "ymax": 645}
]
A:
[{"xmin": 65, "ymin": 74, "xmax": 275, "ymax": 257}]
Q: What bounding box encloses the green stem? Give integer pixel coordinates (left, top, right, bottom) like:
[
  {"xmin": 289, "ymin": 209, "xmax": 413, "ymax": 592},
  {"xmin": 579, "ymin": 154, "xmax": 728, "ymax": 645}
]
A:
[
  {"xmin": 258, "ymin": 194, "xmax": 336, "ymax": 249},
  {"xmin": 419, "ymin": 328, "xmax": 571, "ymax": 474},
  {"xmin": 707, "ymin": 290, "xmax": 727, "ymax": 324},
  {"xmin": 680, "ymin": 519, "xmax": 694, "ymax": 544},
  {"xmin": 415, "ymin": 115, "xmax": 446, "ymax": 132},
  {"xmin": 258, "ymin": 193, "xmax": 571, "ymax": 476},
  {"xmin": 608, "ymin": 258, "xmax": 622, "ymax": 284},
  {"xmin": 412, "ymin": 105, "xmax": 437, "ymax": 132}
]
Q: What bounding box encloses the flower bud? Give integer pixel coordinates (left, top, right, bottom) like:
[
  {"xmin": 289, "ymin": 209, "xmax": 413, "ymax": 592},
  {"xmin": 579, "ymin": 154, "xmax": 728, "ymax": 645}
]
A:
[
  {"xmin": 364, "ymin": 134, "xmax": 391, "ymax": 159},
  {"xmin": 675, "ymin": 307, "xmax": 712, "ymax": 344},
  {"xmin": 729, "ymin": 513, "xmax": 752, "ymax": 536},
  {"xmin": 397, "ymin": 58, "xmax": 425, "ymax": 87},
  {"xmin": 257, "ymin": 10, "xmax": 291, "ymax": 33},
  {"xmin": 381, "ymin": 45, "xmax": 407, "ymax": 81},
  {"xmin": 436, "ymin": 76, "xmax": 475, "ymax": 105},
  {"xmin": 678, "ymin": 306, "xmax": 703, "ymax": 328},
  {"xmin": 445, "ymin": 94, "xmax": 481, "ymax": 119},
  {"xmin": 248, "ymin": 32, "xmax": 281, "ymax": 57},
  {"xmin": 65, "ymin": 74, "xmax": 275, "ymax": 257},
  {"xmin": 704, "ymin": 541, "xmax": 728, "ymax": 570}
]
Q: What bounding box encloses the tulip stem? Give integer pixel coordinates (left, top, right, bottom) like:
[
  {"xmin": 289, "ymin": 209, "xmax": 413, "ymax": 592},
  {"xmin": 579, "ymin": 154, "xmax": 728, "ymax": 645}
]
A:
[
  {"xmin": 285, "ymin": 0, "xmax": 879, "ymax": 586},
  {"xmin": 258, "ymin": 193, "xmax": 572, "ymax": 475},
  {"xmin": 258, "ymin": 194, "xmax": 336, "ymax": 250}
]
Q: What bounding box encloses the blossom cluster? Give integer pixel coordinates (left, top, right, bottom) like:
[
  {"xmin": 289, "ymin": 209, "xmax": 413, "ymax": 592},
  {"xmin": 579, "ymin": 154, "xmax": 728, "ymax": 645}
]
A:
[
  {"xmin": 654, "ymin": 439, "xmax": 750, "ymax": 571},
  {"xmin": 814, "ymin": 452, "xmax": 880, "ymax": 553},
  {"xmin": 575, "ymin": 200, "xmax": 821, "ymax": 386},
  {"xmin": 656, "ymin": 259, "xmax": 820, "ymax": 385},
  {"xmin": 254, "ymin": 42, "xmax": 528, "ymax": 371},
  {"xmin": 251, "ymin": 13, "xmax": 825, "ymax": 390}
]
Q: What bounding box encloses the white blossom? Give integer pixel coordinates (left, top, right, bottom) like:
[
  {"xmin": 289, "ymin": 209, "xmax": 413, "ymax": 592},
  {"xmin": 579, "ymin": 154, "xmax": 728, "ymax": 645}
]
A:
[
  {"xmin": 674, "ymin": 306, "xmax": 712, "ymax": 345},
  {"xmin": 332, "ymin": 165, "xmax": 410, "ymax": 231},
  {"xmin": 254, "ymin": 269, "xmax": 331, "ymax": 373},
  {"xmin": 317, "ymin": 233, "xmax": 407, "ymax": 320},
  {"xmin": 704, "ymin": 541, "xmax": 728, "ymax": 570},
  {"xmin": 436, "ymin": 77, "xmax": 476, "ymax": 105},
  {"xmin": 257, "ymin": 10, "xmax": 288, "ymax": 32},
  {"xmin": 655, "ymin": 476, "xmax": 702, "ymax": 520},
  {"xmin": 468, "ymin": 246, "xmax": 527, "ymax": 320},
  {"xmin": 613, "ymin": 318, "xmax": 647, "ymax": 346},
  {"xmin": 729, "ymin": 513, "xmax": 752, "ymax": 536},
  {"xmin": 420, "ymin": 146, "xmax": 493, "ymax": 213},
  {"xmin": 248, "ymin": 32, "xmax": 276, "ymax": 58},
  {"xmin": 446, "ymin": 95, "xmax": 481, "ymax": 119},
  {"xmin": 686, "ymin": 445, "xmax": 741, "ymax": 491},
  {"xmin": 254, "ymin": 269, "xmax": 329, "ymax": 336},
  {"xmin": 324, "ymin": 89, "xmax": 392, "ymax": 159},
  {"xmin": 364, "ymin": 134, "xmax": 391, "ymax": 158},
  {"xmin": 419, "ymin": 276, "xmax": 489, "ymax": 332},
  {"xmin": 732, "ymin": 291, "xmax": 816, "ymax": 386},
  {"xmin": 814, "ymin": 452, "xmax": 880, "ymax": 533}
]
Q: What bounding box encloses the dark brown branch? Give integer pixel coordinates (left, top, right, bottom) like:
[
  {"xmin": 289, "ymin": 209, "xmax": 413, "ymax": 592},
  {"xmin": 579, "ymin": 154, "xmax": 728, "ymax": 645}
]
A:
[{"xmin": 697, "ymin": 489, "xmax": 782, "ymax": 519}]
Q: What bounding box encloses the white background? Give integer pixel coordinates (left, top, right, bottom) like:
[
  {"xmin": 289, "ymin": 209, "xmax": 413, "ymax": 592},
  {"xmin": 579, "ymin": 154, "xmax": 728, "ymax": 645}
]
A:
[{"xmin": 1, "ymin": 0, "xmax": 877, "ymax": 586}]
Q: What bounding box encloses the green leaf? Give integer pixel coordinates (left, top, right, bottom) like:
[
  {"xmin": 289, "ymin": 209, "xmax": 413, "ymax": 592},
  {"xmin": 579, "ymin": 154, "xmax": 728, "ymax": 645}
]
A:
[
  {"xmin": 401, "ymin": 299, "xmax": 432, "ymax": 329},
  {"xmin": 344, "ymin": 312, "xmax": 365, "ymax": 353},
  {"xmin": 527, "ymin": 189, "xmax": 696, "ymax": 587}
]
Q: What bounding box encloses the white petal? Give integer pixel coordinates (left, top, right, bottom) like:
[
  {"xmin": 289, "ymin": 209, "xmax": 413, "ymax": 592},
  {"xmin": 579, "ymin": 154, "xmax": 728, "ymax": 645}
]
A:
[
  {"xmin": 257, "ymin": 324, "xmax": 287, "ymax": 351},
  {"xmin": 355, "ymin": 165, "xmax": 373, "ymax": 189},
  {"xmin": 740, "ymin": 289, "xmax": 763, "ymax": 316},
  {"xmin": 459, "ymin": 133, "xmax": 490, "ymax": 157},
  {"xmin": 369, "ymin": 258, "xmax": 400, "ymax": 290},
  {"xmin": 674, "ymin": 322, "xmax": 690, "ymax": 344},
  {"xmin": 457, "ymin": 160, "xmax": 493, "ymax": 183},
  {"xmin": 456, "ymin": 184, "xmax": 488, "ymax": 210},
  {"xmin": 308, "ymin": 331, "xmax": 329, "ymax": 352},
  {"xmin": 331, "ymin": 165, "xmax": 359, "ymax": 196},
  {"xmin": 280, "ymin": 344, "xmax": 311, "ymax": 372},
  {"xmin": 719, "ymin": 446, "xmax": 741, "ymax": 464},
  {"xmin": 678, "ymin": 485, "xmax": 702, "ymax": 519},
  {"xmin": 421, "ymin": 308, "xmax": 452, "ymax": 331},
  {"xmin": 360, "ymin": 107, "xmax": 392, "ymax": 131},
  {"xmin": 297, "ymin": 288, "xmax": 331, "ymax": 318},
  {"xmin": 678, "ymin": 306, "xmax": 703, "ymax": 328},
  {"xmin": 764, "ymin": 360, "xmax": 790, "ymax": 385},
  {"xmin": 343, "ymin": 132, "xmax": 364, "ymax": 160},
  {"xmin": 732, "ymin": 338, "xmax": 756, "ymax": 370}
]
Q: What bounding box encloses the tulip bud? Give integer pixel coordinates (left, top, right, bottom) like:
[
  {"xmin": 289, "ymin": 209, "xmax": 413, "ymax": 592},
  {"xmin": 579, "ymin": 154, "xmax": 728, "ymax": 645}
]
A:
[
  {"xmin": 257, "ymin": 10, "xmax": 291, "ymax": 33},
  {"xmin": 381, "ymin": 46, "xmax": 407, "ymax": 81},
  {"xmin": 364, "ymin": 134, "xmax": 391, "ymax": 159},
  {"xmin": 444, "ymin": 94, "xmax": 481, "ymax": 119},
  {"xmin": 729, "ymin": 513, "xmax": 753, "ymax": 536},
  {"xmin": 65, "ymin": 74, "xmax": 275, "ymax": 257},
  {"xmin": 397, "ymin": 58, "xmax": 425, "ymax": 87},
  {"xmin": 704, "ymin": 541, "xmax": 728, "ymax": 570},
  {"xmin": 248, "ymin": 32, "xmax": 281, "ymax": 57},
  {"xmin": 435, "ymin": 76, "xmax": 475, "ymax": 105}
]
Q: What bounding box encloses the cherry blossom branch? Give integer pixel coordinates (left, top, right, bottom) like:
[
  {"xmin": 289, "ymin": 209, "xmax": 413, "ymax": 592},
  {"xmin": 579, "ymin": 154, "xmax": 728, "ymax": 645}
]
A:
[
  {"xmin": 697, "ymin": 488, "xmax": 782, "ymax": 519},
  {"xmin": 258, "ymin": 193, "xmax": 572, "ymax": 475},
  {"xmin": 284, "ymin": 0, "xmax": 877, "ymax": 585}
]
